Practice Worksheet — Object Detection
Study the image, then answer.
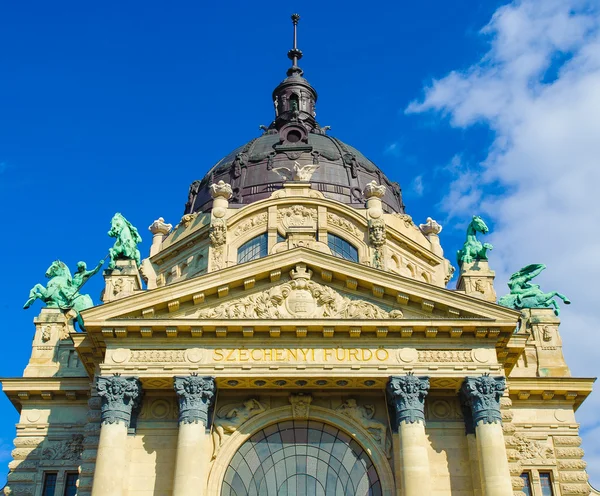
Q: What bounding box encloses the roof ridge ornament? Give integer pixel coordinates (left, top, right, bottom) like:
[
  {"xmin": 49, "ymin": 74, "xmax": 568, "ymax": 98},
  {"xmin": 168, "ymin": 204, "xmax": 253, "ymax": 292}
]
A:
[{"xmin": 287, "ymin": 13, "xmax": 303, "ymax": 77}]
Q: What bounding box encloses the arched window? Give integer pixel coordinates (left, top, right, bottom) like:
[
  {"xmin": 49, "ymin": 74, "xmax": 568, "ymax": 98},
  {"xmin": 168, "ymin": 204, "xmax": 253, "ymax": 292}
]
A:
[
  {"xmin": 237, "ymin": 233, "xmax": 268, "ymax": 264},
  {"xmin": 328, "ymin": 233, "xmax": 359, "ymax": 263},
  {"xmin": 221, "ymin": 420, "xmax": 382, "ymax": 496}
]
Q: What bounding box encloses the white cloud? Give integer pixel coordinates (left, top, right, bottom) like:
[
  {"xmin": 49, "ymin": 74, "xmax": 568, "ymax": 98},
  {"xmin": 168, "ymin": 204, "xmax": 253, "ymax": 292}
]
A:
[
  {"xmin": 411, "ymin": 175, "xmax": 425, "ymax": 196},
  {"xmin": 408, "ymin": 0, "xmax": 600, "ymax": 486}
]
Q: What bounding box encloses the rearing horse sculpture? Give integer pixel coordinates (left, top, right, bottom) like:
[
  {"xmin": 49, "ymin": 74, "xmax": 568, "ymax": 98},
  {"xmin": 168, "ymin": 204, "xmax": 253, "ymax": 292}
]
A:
[
  {"xmin": 457, "ymin": 215, "xmax": 493, "ymax": 266},
  {"xmin": 499, "ymin": 264, "xmax": 570, "ymax": 315},
  {"xmin": 108, "ymin": 213, "xmax": 142, "ymax": 269}
]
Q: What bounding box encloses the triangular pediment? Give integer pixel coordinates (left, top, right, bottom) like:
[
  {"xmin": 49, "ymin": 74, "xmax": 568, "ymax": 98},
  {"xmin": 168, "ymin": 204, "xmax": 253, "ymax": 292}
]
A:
[{"xmin": 82, "ymin": 248, "xmax": 520, "ymax": 327}]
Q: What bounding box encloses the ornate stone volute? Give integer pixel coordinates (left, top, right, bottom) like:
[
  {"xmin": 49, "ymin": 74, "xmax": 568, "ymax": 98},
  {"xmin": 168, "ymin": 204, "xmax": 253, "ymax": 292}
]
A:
[
  {"xmin": 386, "ymin": 374, "xmax": 430, "ymax": 429},
  {"xmin": 96, "ymin": 375, "xmax": 142, "ymax": 427},
  {"xmin": 174, "ymin": 375, "xmax": 216, "ymax": 426},
  {"xmin": 460, "ymin": 374, "xmax": 505, "ymax": 426}
]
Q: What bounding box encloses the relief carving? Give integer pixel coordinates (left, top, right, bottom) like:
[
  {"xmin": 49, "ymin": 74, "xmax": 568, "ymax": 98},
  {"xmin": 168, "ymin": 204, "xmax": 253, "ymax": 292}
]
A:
[
  {"xmin": 212, "ymin": 399, "xmax": 266, "ymax": 458},
  {"xmin": 233, "ymin": 213, "xmax": 268, "ymax": 237},
  {"xmin": 418, "ymin": 350, "xmax": 474, "ymax": 363},
  {"xmin": 507, "ymin": 433, "xmax": 554, "ymax": 464},
  {"xmin": 41, "ymin": 434, "xmax": 84, "ymax": 461},
  {"xmin": 327, "ymin": 213, "xmax": 362, "ymax": 239},
  {"xmin": 196, "ymin": 264, "xmax": 403, "ymax": 320},
  {"xmin": 130, "ymin": 350, "xmax": 186, "ymax": 363},
  {"xmin": 336, "ymin": 399, "xmax": 390, "ymax": 457},
  {"xmin": 289, "ymin": 393, "xmax": 312, "ymax": 420},
  {"xmin": 210, "ymin": 218, "xmax": 227, "ymax": 271},
  {"xmin": 278, "ymin": 205, "xmax": 317, "ymax": 229}
]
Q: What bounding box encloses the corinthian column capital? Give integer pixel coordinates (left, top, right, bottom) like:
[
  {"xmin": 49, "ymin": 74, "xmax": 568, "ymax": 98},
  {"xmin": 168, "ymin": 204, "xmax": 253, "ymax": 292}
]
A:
[
  {"xmin": 460, "ymin": 375, "xmax": 505, "ymax": 426},
  {"xmin": 96, "ymin": 375, "xmax": 142, "ymax": 427},
  {"xmin": 386, "ymin": 374, "xmax": 430, "ymax": 429},
  {"xmin": 174, "ymin": 375, "xmax": 216, "ymax": 425}
]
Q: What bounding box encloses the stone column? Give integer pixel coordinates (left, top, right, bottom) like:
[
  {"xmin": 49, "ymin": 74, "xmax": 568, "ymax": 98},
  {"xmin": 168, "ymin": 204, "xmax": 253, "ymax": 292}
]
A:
[
  {"xmin": 461, "ymin": 395, "xmax": 483, "ymax": 496},
  {"xmin": 172, "ymin": 375, "xmax": 216, "ymax": 496},
  {"xmin": 91, "ymin": 375, "xmax": 142, "ymax": 496},
  {"xmin": 387, "ymin": 374, "xmax": 431, "ymax": 496},
  {"xmin": 461, "ymin": 376, "xmax": 512, "ymax": 496}
]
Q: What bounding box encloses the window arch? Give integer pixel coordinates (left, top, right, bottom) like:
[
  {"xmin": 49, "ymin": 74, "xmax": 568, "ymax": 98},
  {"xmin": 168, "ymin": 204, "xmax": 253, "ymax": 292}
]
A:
[
  {"xmin": 221, "ymin": 420, "xmax": 382, "ymax": 496},
  {"xmin": 327, "ymin": 233, "xmax": 359, "ymax": 263},
  {"xmin": 237, "ymin": 233, "xmax": 268, "ymax": 264}
]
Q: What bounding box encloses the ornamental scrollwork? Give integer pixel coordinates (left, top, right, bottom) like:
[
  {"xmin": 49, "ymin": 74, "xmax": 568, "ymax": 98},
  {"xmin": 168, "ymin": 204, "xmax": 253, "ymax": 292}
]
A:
[
  {"xmin": 278, "ymin": 205, "xmax": 317, "ymax": 229},
  {"xmin": 387, "ymin": 374, "xmax": 430, "ymax": 428},
  {"xmin": 96, "ymin": 375, "xmax": 142, "ymax": 427},
  {"xmin": 460, "ymin": 374, "xmax": 505, "ymax": 426},
  {"xmin": 233, "ymin": 213, "xmax": 268, "ymax": 237},
  {"xmin": 196, "ymin": 264, "xmax": 403, "ymax": 320},
  {"xmin": 174, "ymin": 375, "xmax": 216, "ymax": 425},
  {"xmin": 327, "ymin": 213, "xmax": 362, "ymax": 239}
]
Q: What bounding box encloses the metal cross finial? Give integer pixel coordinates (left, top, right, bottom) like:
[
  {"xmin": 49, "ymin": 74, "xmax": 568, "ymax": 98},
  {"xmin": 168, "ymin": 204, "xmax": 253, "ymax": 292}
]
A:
[{"xmin": 287, "ymin": 13, "xmax": 303, "ymax": 75}]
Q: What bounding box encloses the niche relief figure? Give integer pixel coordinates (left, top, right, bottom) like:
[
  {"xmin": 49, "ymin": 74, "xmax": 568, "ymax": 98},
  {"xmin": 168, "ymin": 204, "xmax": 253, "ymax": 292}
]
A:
[
  {"xmin": 212, "ymin": 399, "xmax": 266, "ymax": 458},
  {"xmin": 209, "ymin": 218, "xmax": 227, "ymax": 271},
  {"xmin": 336, "ymin": 399, "xmax": 391, "ymax": 457},
  {"xmin": 369, "ymin": 218, "xmax": 386, "ymax": 269}
]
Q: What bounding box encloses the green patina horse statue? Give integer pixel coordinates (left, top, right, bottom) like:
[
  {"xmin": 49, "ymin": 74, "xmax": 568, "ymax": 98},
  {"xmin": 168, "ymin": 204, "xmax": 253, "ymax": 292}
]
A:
[
  {"xmin": 23, "ymin": 260, "xmax": 98, "ymax": 329},
  {"xmin": 498, "ymin": 264, "xmax": 570, "ymax": 316},
  {"xmin": 457, "ymin": 215, "xmax": 493, "ymax": 266},
  {"xmin": 108, "ymin": 213, "xmax": 142, "ymax": 269}
]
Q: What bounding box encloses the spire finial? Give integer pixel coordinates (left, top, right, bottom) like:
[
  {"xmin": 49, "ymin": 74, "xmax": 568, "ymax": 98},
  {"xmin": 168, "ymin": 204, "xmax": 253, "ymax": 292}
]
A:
[{"xmin": 287, "ymin": 13, "xmax": 303, "ymax": 76}]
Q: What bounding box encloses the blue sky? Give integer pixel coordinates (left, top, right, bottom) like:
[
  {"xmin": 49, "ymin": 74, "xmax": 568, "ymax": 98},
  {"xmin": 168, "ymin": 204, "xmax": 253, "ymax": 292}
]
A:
[{"xmin": 2, "ymin": 0, "xmax": 600, "ymax": 488}]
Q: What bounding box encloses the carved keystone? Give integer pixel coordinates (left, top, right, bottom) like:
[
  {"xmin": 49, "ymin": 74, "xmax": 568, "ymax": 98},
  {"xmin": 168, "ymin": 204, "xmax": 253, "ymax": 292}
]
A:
[
  {"xmin": 460, "ymin": 375, "xmax": 505, "ymax": 427},
  {"xmin": 174, "ymin": 375, "xmax": 216, "ymax": 425},
  {"xmin": 96, "ymin": 375, "xmax": 142, "ymax": 427},
  {"xmin": 386, "ymin": 374, "xmax": 430, "ymax": 430}
]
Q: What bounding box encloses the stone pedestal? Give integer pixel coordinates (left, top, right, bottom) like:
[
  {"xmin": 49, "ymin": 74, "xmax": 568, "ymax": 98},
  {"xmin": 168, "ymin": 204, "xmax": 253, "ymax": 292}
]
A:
[
  {"xmin": 24, "ymin": 309, "xmax": 74, "ymax": 377},
  {"xmin": 172, "ymin": 376, "xmax": 216, "ymax": 496},
  {"xmin": 102, "ymin": 259, "xmax": 143, "ymax": 303},
  {"xmin": 387, "ymin": 375, "xmax": 432, "ymax": 496},
  {"xmin": 456, "ymin": 261, "xmax": 497, "ymax": 302},
  {"xmin": 461, "ymin": 376, "xmax": 512, "ymax": 496},
  {"xmin": 523, "ymin": 308, "xmax": 570, "ymax": 377},
  {"xmin": 92, "ymin": 376, "xmax": 142, "ymax": 496}
]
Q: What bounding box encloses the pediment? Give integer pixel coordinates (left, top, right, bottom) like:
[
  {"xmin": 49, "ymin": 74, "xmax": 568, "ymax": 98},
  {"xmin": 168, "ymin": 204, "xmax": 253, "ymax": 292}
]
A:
[{"xmin": 82, "ymin": 248, "xmax": 520, "ymax": 326}]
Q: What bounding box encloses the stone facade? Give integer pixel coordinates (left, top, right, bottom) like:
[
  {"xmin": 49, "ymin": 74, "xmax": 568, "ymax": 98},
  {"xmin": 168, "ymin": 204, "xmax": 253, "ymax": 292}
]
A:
[{"xmin": 2, "ymin": 179, "xmax": 597, "ymax": 496}]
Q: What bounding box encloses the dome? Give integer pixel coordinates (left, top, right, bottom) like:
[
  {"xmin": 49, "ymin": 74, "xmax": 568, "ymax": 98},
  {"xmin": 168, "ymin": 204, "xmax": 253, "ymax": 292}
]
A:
[{"xmin": 184, "ymin": 15, "xmax": 405, "ymax": 216}]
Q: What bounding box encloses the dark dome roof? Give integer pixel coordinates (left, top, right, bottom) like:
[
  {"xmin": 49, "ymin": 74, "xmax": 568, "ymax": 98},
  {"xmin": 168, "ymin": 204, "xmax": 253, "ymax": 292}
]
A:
[
  {"xmin": 183, "ymin": 15, "xmax": 405, "ymax": 216},
  {"xmin": 185, "ymin": 131, "xmax": 405, "ymax": 215}
]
